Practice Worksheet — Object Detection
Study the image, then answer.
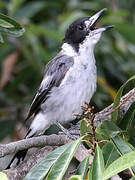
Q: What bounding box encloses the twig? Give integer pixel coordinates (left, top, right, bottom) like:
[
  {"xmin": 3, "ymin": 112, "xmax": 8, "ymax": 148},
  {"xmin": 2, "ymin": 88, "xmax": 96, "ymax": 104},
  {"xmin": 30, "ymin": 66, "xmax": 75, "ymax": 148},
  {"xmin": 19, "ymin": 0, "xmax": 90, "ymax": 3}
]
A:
[
  {"xmin": 77, "ymin": 102, "xmax": 97, "ymax": 155},
  {"xmin": 84, "ymin": 103, "xmax": 97, "ymax": 155}
]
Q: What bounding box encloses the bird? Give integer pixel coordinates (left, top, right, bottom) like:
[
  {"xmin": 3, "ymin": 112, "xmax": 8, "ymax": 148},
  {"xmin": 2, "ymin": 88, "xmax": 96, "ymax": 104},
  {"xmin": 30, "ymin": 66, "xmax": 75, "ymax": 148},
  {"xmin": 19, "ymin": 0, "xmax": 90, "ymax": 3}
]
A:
[{"xmin": 6, "ymin": 8, "xmax": 113, "ymax": 169}]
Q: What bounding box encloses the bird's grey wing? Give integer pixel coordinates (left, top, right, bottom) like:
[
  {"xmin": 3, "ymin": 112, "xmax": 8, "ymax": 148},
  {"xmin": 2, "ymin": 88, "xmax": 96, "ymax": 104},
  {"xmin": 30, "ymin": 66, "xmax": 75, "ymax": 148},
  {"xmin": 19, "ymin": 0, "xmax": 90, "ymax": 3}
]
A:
[{"xmin": 26, "ymin": 53, "xmax": 74, "ymax": 120}]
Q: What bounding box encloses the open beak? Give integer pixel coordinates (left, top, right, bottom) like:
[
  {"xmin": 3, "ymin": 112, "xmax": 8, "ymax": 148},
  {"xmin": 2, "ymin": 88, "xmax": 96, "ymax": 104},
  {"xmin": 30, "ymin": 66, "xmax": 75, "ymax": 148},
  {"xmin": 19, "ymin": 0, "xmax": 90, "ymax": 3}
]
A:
[{"xmin": 87, "ymin": 8, "xmax": 114, "ymax": 33}]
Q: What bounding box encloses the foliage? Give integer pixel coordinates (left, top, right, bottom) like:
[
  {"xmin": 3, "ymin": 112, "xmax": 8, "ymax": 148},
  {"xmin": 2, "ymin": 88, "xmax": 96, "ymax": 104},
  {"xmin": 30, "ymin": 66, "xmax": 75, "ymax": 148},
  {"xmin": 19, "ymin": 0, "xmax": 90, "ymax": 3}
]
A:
[
  {"xmin": 111, "ymin": 75, "xmax": 135, "ymax": 123},
  {"xmin": 24, "ymin": 137, "xmax": 83, "ymax": 180},
  {"xmin": 0, "ymin": 172, "xmax": 7, "ymax": 180},
  {"xmin": 0, "ymin": 12, "xmax": 24, "ymax": 42},
  {"xmin": 75, "ymin": 156, "xmax": 89, "ymax": 179}
]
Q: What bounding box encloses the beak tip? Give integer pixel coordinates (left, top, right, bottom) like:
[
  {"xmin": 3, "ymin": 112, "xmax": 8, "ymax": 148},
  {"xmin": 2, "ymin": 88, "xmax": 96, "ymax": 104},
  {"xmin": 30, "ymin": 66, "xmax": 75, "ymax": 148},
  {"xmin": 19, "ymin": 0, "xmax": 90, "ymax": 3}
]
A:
[
  {"xmin": 102, "ymin": 8, "xmax": 107, "ymax": 12},
  {"xmin": 109, "ymin": 25, "xmax": 115, "ymax": 28},
  {"xmin": 105, "ymin": 25, "xmax": 114, "ymax": 30},
  {"xmin": 97, "ymin": 8, "xmax": 107, "ymax": 17}
]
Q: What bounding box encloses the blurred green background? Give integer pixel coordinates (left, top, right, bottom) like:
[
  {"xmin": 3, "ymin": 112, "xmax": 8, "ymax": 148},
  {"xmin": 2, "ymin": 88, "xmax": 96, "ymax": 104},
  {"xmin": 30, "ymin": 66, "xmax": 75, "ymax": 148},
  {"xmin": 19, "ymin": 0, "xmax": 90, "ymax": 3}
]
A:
[{"xmin": 0, "ymin": 0, "xmax": 135, "ymax": 141}]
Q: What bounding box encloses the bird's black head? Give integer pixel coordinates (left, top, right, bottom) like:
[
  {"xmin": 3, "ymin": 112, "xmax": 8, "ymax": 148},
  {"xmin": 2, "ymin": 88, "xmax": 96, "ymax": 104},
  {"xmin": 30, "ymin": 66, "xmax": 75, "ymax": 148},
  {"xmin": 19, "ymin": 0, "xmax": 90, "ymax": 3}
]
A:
[
  {"xmin": 63, "ymin": 8, "xmax": 114, "ymax": 52},
  {"xmin": 64, "ymin": 17, "xmax": 90, "ymax": 50}
]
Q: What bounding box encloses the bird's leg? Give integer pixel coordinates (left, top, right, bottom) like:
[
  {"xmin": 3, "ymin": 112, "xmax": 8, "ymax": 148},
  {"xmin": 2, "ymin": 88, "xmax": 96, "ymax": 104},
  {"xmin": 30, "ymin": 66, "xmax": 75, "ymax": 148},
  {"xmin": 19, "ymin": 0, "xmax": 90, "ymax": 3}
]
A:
[{"xmin": 56, "ymin": 121, "xmax": 77, "ymax": 140}]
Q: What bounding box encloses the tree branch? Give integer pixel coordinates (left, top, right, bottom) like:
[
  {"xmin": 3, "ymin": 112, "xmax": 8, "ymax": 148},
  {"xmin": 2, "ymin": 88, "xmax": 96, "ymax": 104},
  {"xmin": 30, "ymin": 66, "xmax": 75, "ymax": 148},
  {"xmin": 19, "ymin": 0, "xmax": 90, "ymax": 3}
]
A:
[
  {"xmin": 0, "ymin": 134, "xmax": 69, "ymax": 158},
  {"xmin": 94, "ymin": 87, "xmax": 135, "ymax": 126}
]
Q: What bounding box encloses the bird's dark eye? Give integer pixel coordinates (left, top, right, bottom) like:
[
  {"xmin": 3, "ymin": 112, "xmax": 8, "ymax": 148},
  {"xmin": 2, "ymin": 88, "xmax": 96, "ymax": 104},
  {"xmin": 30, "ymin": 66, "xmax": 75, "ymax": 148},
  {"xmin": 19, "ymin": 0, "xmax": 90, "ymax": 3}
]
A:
[{"xmin": 78, "ymin": 25, "xmax": 84, "ymax": 30}]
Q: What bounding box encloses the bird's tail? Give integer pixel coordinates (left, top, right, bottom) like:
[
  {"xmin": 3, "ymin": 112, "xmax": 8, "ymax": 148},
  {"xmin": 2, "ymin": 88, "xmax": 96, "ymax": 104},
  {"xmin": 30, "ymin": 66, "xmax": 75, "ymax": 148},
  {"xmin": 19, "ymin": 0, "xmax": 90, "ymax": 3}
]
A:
[
  {"xmin": 6, "ymin": 129, "xmax": 32, "ymax": 169},
  {"xmin": 6, "ymin": 149, "xmax": 28, "ymax": 169}
]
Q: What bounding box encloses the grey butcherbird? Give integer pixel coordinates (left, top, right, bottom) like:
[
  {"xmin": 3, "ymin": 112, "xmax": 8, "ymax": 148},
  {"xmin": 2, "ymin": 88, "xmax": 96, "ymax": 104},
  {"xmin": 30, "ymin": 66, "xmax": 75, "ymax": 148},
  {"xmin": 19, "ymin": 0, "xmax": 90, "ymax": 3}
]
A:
[{"xmin": 7, "ymin": 8, "xmax": 113, "ymax": 168}]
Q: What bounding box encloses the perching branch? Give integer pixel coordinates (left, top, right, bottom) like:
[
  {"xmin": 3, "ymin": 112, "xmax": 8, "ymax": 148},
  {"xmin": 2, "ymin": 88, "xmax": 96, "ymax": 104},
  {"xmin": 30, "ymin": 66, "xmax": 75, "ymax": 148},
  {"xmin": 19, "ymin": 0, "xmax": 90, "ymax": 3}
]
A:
[
  {"xmin": 1, "ymin": 87, "xmax": 135, "ymax": 180},
  {"xmin": 0, "ymin": 134, "xmax": 69, "ymax": 158},
  {"xmin": 94, "ymin": 87, "xmax": 135, "ymax": 126}
]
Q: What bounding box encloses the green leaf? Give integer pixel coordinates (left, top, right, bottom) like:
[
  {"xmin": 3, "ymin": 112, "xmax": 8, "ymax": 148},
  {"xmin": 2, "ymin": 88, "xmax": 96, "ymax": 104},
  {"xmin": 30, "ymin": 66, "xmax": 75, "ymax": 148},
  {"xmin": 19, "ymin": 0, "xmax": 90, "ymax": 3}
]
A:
[
  {"xmin": 96, "ymin": 120, "xmax": 121, "ymax": 140},
  {"xmin": 102, "ymin": 142, "xmax": 120, "ymax": 168},
  {"xmin": 112, "ymin": 136, "xmax": 135, "ymax": 174},
  {"xmin": 112, "ymin": 136, "xmax": 135, "ymax": 156},
  {"xmin": 69, "ymin": 175, "xmax": 82, "ymax": 180},
  {"xmin": 129, "ymin": 117, "xmax": 135, "ymax": 147},
  {"xmin": 130, "ymin": 177, "xmax": 135, "ymax": 180},
  {"xmin": 119, "ymin": 101, "xmax": 135, "ymax": 130},
  {"xmin": 47, "ymin": 138, "xmax": 82, "ymax": 180},
  {"xmin": 24, "ymin": 137, "xmax": 82, "ymax": 180},
  {"xmin": 103, "ymin": 150, "xmax": 135, "ymax": 180},
  {"xmin": 88, "ymin": 144, "xmax": 104, "ymax": 180},
  {"xmin": 0, "ymin": 172, "xmax": 7, "ymax": 180},
  {"xmin": 80, "ymin": 119, "xmax": 92, "ymax": 147},
  {"xmin": 0, "ymin": 13, "xmax": 21, "ymax": 29},
  {"xmin": 0, "ymin": 19, "xmax": 14, "ymax": 28},
  {"xmin": 0, "ymin": 13, "xmax": 25, "ymax": 39},
  {"xmin": 76, "ymin": 156, "xmax": 89, "ymax": 179},
  {"xmin": 111, "ymin": 75, "xmax": 135, "ymax": 123},
  {"xmin": 0, "ymin": 26, "xmax": 25, "ymax": 37},
  {"xmin": 80, "ymin": 119, "xmax": 91, "ymax": 136}
]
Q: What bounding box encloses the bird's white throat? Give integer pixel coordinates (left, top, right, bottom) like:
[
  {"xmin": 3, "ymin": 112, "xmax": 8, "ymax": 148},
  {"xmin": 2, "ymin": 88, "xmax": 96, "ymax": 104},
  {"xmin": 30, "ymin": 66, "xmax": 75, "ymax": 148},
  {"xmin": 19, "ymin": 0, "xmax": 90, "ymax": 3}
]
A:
[
  {"xmin": 62, "ymin": 39, "xmax": 95, "ymax": 56},
  {"xmin": 61, "ymin": 43, "xmax": 77, "ymax": 56}
]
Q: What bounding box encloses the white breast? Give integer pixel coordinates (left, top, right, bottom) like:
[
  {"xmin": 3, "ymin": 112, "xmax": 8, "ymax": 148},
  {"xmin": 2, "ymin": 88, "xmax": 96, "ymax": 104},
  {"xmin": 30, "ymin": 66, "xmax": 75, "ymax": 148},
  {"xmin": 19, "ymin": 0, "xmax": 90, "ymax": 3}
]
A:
[
  {"xmin": 48, "ymin": 42, "xmax": 97, "ymax": 123},
  {"xmin": 61, "ymin": 42, "xmax": 97, "ymax": 94}
]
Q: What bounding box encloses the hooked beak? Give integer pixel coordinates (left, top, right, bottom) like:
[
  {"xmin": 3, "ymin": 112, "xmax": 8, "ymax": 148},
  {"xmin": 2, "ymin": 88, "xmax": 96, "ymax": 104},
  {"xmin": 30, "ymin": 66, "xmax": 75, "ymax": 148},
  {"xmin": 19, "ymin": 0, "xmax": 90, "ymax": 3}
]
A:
[{"xmin": 87, "ymin": 8, "xmax": 114, "ymax": 33}]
